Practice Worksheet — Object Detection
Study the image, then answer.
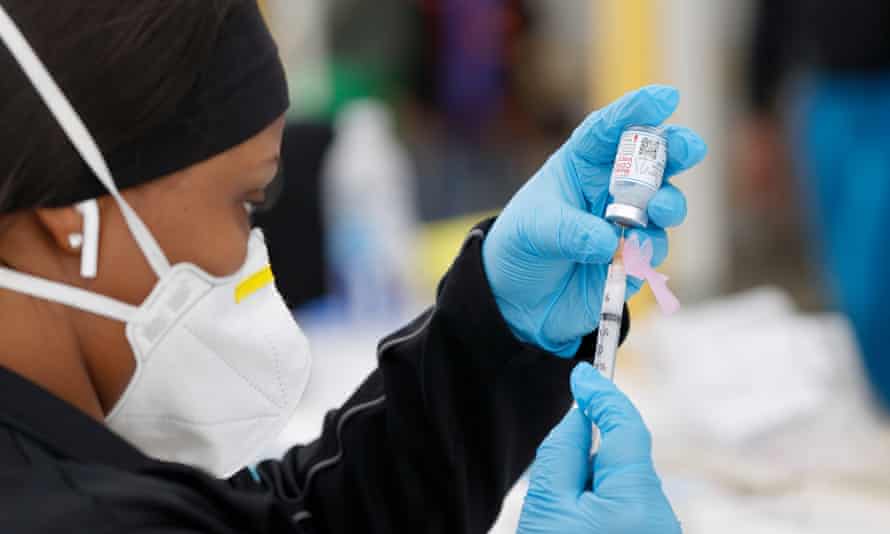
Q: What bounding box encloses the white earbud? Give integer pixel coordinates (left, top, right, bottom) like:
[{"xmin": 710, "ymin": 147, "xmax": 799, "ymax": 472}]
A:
[{"xmin": 74, "ymin": 199, "xmax": 99, "ymax": 278}]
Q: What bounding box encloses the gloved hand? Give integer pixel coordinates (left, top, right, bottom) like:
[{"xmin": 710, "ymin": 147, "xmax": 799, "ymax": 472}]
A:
[
  {"xmin": 483, "ymin": 85, "xmax": 707, "ymax": 356},
  {"xmin": 517, "ymin": 363, "xmax": 681, "ymax": 534}
]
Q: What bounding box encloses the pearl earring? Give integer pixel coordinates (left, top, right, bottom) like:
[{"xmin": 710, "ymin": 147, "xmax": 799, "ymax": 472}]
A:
[{"xmin": 68, "ymin": 233, "xmax": 83, "ymax": 250}]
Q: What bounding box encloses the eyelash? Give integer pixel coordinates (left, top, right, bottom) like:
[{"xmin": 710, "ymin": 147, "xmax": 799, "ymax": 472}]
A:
[{"xmin": 244, "ymin": 165, "xmax": 284, "ymax": 215}]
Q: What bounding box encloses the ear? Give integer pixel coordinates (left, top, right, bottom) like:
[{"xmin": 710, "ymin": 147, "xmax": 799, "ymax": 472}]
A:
[
  {"xmin": 36, "ymin": 200, "xmax": 100, "ymax": 278},
  {"xmin": 35, "ymin": 206, "xmax": 83, "ymax": 255}
]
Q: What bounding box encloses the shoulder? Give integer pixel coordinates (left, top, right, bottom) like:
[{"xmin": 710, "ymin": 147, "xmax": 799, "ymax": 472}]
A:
[{"xmin": 0, "ymin": 429, "xmax": 304, "ymax": 533}]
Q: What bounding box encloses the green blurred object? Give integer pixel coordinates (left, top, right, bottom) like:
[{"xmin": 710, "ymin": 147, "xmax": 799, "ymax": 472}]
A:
[
  {"xmin": 324, "ymin": 62, "xmax": 394, "ymax": 118},
  {"xmin": 287, "ymin": 62, "xmax": 397, "ymax": 122},
  {"xmin": 321, "ymin": 0, "xmax": 420, "ymax": 119},
  {"xmin": 286, "ymin": 65, "xmax": 331, "ymax": 121}
]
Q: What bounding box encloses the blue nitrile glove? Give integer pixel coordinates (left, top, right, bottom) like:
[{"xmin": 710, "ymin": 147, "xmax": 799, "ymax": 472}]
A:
[
  {"xmin": 483, "ymin": 85, "xmax": 707, "ymax": 356},
  {"xmin": 517, "ymin": 362, "xmax": 681, "ymax": 534}
]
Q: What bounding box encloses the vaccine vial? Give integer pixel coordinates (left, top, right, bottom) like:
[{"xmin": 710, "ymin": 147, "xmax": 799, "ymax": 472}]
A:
[{"xmin": 605, "ymin": 126, "xmax": 668, "ymax": 228}]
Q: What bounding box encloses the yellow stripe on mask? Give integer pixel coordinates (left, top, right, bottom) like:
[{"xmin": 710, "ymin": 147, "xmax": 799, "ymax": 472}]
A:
[{"xmin": 234, "ymin": 265, "xmax": 275, "ymax": 303}]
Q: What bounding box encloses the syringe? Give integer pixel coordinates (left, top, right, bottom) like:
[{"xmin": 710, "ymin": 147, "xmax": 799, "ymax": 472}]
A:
[
  {"xmin": 595, "ymin": 125, "xmax": 667, "ymax": 380},
  {"xmin": 593, "ymin": 231, "xmax": 627, "ymax": 381}
]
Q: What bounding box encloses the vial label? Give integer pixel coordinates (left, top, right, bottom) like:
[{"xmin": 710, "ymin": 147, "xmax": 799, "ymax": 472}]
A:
[{"xmin": 611, "ymin": 129, "xmax": 667, "ymax": 191}]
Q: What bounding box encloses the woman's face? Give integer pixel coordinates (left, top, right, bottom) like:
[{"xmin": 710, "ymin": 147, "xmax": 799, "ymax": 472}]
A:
[
  {"xmin": 100, "ymin": 115, "xmax": 286, "ymax": 304},
  {"xmin": 48, "ymin": 114, "xmax": 287, "ymax": 411}
]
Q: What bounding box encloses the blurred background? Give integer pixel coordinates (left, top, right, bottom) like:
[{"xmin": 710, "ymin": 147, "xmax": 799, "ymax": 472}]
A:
[{"xmin": 254, "ymin": 1, "xmax": 890, "ymax": 532}]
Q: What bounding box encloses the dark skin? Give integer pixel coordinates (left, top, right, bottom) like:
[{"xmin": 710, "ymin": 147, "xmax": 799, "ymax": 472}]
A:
[{"xmin": 0, "ymin": 115, "xmax": 286, "ymax": 421}]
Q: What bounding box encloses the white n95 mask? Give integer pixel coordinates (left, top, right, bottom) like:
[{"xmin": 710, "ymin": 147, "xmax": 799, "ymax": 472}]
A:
[
  {"xmin": 0, "ymin": 6, "xmax": 311, "ymax": 477},
  {"xmin": 105, "ymin": 229, "xmax": 311, "ymax": 477}
]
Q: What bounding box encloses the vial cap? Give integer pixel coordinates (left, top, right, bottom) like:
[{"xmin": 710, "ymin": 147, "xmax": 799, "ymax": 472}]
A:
[{"xmin": 605, "ymin": 204, "xmax": 648, "ymax": 228}]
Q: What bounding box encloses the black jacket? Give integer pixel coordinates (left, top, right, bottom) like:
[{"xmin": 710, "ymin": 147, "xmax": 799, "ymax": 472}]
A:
[{"xmin": 0, "ymin": 220, "xmax": 627, "ymax": 533}]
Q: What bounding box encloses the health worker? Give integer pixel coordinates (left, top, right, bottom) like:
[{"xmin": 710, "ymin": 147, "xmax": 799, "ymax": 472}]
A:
[{"xmin": 0, "ymin": 1, "xmax": 705, "ymax": 532}]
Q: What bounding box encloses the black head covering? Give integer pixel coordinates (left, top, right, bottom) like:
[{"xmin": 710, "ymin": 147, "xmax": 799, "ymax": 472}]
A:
[{"xmin": 2, "ymin": 0, "xmax": 289, "ymax": 211}]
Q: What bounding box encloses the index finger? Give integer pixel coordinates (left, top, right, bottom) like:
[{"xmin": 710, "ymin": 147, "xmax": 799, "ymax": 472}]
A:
[
  {"xmin": 568, "ymin": 85, "xmax": 680, "ymax": 165},
  {"xmin": 648, "ymin": 126, "xmax": 706, "ymax": 228},
  {"xmin": 663, "ymin": 125, "xmax": 708, "ymax": 178}
]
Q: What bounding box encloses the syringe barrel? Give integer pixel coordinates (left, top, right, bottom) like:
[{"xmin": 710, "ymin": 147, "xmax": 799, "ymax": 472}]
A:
[{"xmin": 593, "ymin": 262, "xmax": 627, "ymax": 380}]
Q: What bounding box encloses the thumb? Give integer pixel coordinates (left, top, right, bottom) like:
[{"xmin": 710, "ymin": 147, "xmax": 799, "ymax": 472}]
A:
[
  {"xmin": 526, "ymin": 405, "xmax": 592, "ymax": 499},
  {"xmin": 571, "ymin": 363, "xmax": 658, "ymax": 491}
]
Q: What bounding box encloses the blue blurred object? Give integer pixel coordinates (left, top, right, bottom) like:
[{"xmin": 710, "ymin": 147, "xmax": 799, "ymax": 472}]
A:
[
  {"xmin": 517, "ymin": 362, "xmax": 681, "ymax": 534},
  {"xmin": 482, "ymin": 85, "xmax": 707, "ymax": 356},
  {"xmin": 795, "ymin": 74, "xmax": 890, "ymax": 410},
  {"xmin": 322, "ymin": 101, "xmax": 417, "ymax": 326}
]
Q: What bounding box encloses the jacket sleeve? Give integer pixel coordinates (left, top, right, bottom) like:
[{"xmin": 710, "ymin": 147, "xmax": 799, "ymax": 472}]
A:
[{"xmin": 229, "ymin": 219, "xmax": 628, "ymax": 533}]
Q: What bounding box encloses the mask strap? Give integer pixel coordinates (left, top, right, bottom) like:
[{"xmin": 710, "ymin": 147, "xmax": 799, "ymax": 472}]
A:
[
  {"xmin": 0, "ymin": 267, "xmax": 138, "ymax": 323},
  {"xmin": 0, "ymin": 6, "xmax": 171, "ymax": 277}
]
